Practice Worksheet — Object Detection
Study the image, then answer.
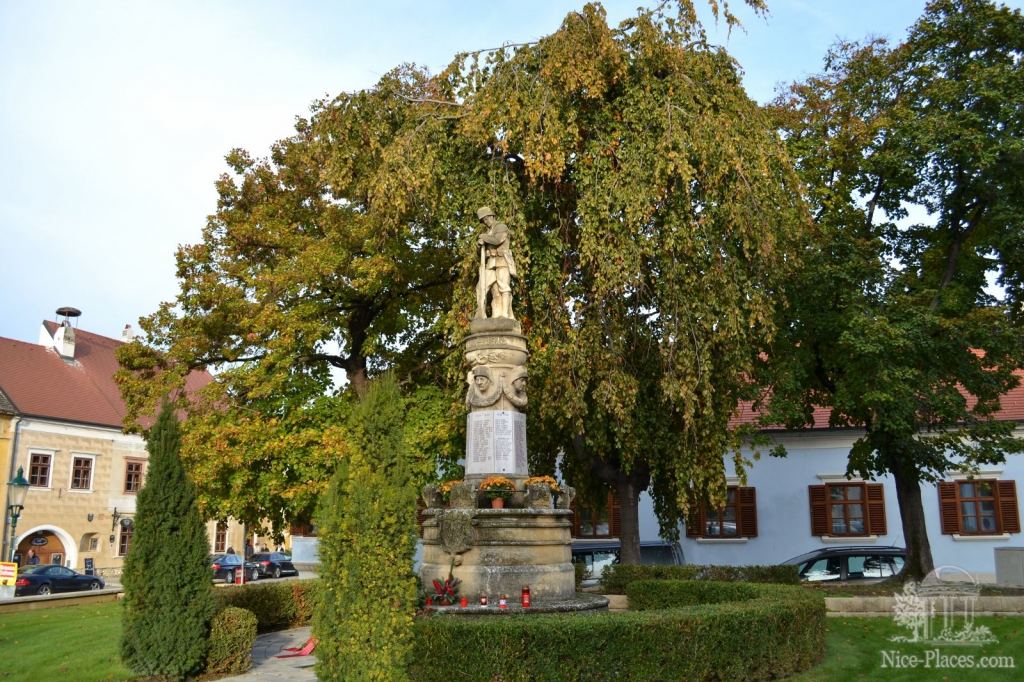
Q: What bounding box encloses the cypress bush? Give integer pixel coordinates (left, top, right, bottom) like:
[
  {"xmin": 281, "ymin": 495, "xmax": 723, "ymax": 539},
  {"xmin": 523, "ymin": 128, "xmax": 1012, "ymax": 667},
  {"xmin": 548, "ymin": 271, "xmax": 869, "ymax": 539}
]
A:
[
  {"xmin": 121, "ymin": 402, "xmax": 215, "ymax": 679},
  {"xmin": 315, "ymin": 375, "xmax": 420, "ymax": 681}
]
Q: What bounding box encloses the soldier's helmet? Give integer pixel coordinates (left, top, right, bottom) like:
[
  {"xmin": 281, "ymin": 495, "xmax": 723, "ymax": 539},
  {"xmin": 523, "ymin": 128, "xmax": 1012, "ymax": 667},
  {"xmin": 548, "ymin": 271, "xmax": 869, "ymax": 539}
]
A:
[{"xmin": 477, "ymin": 206, "xmax": 496, "ymax": 220}]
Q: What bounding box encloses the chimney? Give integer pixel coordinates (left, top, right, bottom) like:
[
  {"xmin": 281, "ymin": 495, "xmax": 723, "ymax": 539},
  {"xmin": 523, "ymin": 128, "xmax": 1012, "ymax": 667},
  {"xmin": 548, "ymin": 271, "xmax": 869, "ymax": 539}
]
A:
[
  {"xmin": 121, "ymin": 324, "xmax": 134, "ymax": 342},
  {"xmin": 52, "ymin": 307, "xmax": 81, "ymax": 359}
]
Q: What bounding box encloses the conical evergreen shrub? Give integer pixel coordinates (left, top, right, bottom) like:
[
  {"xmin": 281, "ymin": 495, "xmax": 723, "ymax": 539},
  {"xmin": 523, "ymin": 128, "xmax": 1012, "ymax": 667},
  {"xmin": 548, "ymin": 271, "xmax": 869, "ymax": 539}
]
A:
[
  {"xmin": 315, "ymin": 375, "xmax": 419, "ymax": 681},
  {"xmin": 121, "ymin": 402, "xmax": 215, "ymax": 678}
]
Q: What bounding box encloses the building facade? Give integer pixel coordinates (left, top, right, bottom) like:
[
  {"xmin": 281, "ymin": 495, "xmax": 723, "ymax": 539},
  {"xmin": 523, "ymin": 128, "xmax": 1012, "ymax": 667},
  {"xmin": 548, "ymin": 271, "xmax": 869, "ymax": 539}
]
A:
[{"xmin": 0, "ymin": 314, "xmax": 249, "ymax": 575}]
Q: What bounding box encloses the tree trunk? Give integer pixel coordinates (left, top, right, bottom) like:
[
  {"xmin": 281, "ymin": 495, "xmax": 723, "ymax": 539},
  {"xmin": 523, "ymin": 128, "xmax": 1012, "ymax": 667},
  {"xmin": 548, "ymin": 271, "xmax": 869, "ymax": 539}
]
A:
[
  {"xmin": 615, "ymin": 471, "xmax": 647, "ymax": 565},
  {"xmin": 890, "ymin": 464, "xmax": 935, "ymax": 581}
]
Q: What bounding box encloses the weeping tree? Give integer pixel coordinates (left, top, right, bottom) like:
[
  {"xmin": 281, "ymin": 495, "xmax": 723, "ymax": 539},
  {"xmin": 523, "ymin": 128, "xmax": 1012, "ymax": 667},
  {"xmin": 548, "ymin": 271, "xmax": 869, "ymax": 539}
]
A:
[
  {"xmin": 762, "ymin": 0, "xmax": 1024, "ymax": 579},
  {"xmin": 121, "ymin": 402, "xmax": 214, "ymax": 678},
  {"xmin": 430, "ymin": 1, "xmax": 807, "ymax": 561}
]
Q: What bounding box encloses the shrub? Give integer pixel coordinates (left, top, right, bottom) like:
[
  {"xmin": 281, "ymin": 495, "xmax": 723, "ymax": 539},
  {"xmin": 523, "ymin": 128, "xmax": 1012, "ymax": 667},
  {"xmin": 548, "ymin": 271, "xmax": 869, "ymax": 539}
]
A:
[
  {"xmin": 574, "ymin": 561, "xmax": 586, "ymax": 589},
  {"xmin": 409, "ymin": 582, "xmax": 824, "ymax": 681},
  {"xmin": 121, "ymin": 403, "xmax": 214, "ymax": 678},
  {"xmin": 315, "ymin": 376, "xmax": 419, "ymax": 682},
  {"xmin": 214, "ymin": 580, "xmax": 321, "ymax": 632},
  {"xmin": 601, "ymin": 563, "xmax": 799, "ymax": 593},
  {"xmin": 625, "ymin": 579, "xmax": 759, "ymax": 610},
  {"xmin": 205, "ymin": 607, "xmax": 258, "ymax": 675}
]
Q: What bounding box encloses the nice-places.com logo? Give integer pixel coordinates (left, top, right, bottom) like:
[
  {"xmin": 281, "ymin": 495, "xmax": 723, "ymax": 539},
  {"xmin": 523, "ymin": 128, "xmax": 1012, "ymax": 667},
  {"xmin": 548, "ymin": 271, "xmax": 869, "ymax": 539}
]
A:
[{"xmin": 881, "ymin": 565, "xmax": 1014, "ymax": 670}]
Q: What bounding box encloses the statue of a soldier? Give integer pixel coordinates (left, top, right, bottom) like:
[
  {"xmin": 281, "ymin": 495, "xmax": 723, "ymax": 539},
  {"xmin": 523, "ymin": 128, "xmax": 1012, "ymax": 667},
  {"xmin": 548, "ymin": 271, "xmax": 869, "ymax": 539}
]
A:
[{"xmin": 476, "ymin": 207, "xmax": 517, "ymax": 319}]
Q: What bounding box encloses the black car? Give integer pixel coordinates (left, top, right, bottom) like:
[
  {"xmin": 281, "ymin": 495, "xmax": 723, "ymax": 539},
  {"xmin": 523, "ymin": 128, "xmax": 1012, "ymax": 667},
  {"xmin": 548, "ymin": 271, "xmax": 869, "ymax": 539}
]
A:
[
  {"xmin": 571, "ymin": 540, "xmax": 683, "ymax": 587},
  {"xmin": 249, "ymin": 552, "xmax": 298, "ymax": 579},
  {"xmin": 14, "ymin": 565, "xmax": 105, "ymax": 596},
  {"xmin": 783, "ymin": 546, "xmax": 906, "ymax": 582},
  {"xmin": 210, "ymin": 553, "xmax": 259, "ymax": 583}
]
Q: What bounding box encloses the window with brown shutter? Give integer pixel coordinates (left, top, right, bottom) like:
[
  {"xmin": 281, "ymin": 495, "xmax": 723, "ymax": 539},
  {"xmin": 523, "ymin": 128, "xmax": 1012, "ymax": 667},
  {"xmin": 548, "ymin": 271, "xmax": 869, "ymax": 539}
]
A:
[
  {"xmin": 572, "ymin": 491, "xmax": 619, "ymax": 538},
  {"xmin": 685, "ymin": 486, "xmax": 758, "ymax": 539},
  {"xmin": 938, "ymin": 480, "xmax": 1020, "ymax": 535},
  {"xmin": 808, "ymin": 483, "xmax": 886, "ymax": 537}
]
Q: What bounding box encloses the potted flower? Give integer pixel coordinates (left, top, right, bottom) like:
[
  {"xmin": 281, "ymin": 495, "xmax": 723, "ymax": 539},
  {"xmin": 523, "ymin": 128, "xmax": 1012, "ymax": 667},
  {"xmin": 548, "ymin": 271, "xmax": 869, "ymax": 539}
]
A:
[
  {"xmin": 524, "ymin": 475, "xmax": 562, "ymax": 507},
  {"xmin": 430, "ymin": 573, "xmax": 462, "ymax": 606},
  {"xmin": 438, "ymin": 479, "xmax": 462, "ymax": 505},
  {"xmin": 478, "ymin": 475, "xmax": 517, "ymax": 509}
]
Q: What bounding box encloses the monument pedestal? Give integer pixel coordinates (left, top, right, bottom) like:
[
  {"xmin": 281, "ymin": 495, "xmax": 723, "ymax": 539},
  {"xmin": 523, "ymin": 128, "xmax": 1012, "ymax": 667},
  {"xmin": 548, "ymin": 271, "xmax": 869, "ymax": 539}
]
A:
[{"xmin": 420, "ymin": 508, "xmax": 576, "ymax": 601}]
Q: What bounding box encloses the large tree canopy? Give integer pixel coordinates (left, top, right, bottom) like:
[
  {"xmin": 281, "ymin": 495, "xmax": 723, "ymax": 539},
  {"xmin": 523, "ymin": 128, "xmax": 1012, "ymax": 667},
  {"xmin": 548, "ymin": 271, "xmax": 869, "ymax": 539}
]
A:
[
  {"xmin": 118, "ymin": 1, "xmax": 805, "ymax": 557},
  {"xmin": 436, "ymin": 2, "xmax": 806, "ymax": 560},
  {"xmin": 763, "ymin": 0, "xmax": 1024, "ymax": 579}
]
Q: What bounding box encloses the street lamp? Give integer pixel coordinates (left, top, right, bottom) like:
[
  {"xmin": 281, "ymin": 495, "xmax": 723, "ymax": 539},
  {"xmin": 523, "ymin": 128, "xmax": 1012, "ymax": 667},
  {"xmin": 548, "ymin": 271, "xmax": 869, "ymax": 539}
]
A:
[{"xmin": 7, "ymin": 466, "xmax": 29, "ymax": 562}]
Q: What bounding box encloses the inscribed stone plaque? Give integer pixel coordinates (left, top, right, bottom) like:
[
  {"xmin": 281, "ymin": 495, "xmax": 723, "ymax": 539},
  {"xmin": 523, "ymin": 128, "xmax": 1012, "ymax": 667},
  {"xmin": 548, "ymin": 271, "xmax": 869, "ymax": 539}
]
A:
[{"xmin": 466, "ymin": 411, "xmax": 527, "ymax": 476}]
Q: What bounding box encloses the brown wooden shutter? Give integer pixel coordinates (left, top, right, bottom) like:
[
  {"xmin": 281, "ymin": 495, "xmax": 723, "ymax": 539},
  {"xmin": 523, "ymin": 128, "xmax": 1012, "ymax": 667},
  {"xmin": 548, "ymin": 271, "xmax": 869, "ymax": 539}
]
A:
[
  {"xmin": 686, "ymin": 503, "xmax": 704, "ymax": 538},
  {"xmin": 608, "ymin": 491, "xmax": 622, "ymax": 537},
  {"xmin": 809, "ymin": 485, "xmax": 828, "ymax": 536},
  {"xmin": 938, "ymin": 481, "xmax": 960, "ymax": 534},
  {"xmin": 738, "ymin": 487, "xmax": 758, "ymax": 538},
  {"xmin": 866, "ymin": 484, "xmax": 887, "ymax": 535},
  {"xmin": 996, "ymin": 480, "xmax": 1021, "ymax": 533}
]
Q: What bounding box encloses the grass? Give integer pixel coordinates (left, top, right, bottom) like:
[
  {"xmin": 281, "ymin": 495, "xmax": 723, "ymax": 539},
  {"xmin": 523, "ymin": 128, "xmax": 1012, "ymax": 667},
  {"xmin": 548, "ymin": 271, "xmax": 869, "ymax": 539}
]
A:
[
  {"xmin": 1, "ymin": 601, "xmax": 1022, "ymax": 681},
  {"xmin": 0, "ymin": 601, "xmax": 134, "ymax": 682},
  {"xmin": 792, "ymin": 616, "xmax": 1024, "ymax": 680}
]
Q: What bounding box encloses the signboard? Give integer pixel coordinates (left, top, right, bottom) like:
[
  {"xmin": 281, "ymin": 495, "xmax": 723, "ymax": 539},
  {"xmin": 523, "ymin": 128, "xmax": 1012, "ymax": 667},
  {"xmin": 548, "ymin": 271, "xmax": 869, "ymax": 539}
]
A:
[
  {"xmin": 466, "ymin": 410, "xmax": 528, "ymax": 476},
  {"xmin": 84, "ymin": 558, "xmax": 95, "ymax": 575},
  {"xmin": 0, "ymin": 562, "xmax": 17, "ymax": 600}
]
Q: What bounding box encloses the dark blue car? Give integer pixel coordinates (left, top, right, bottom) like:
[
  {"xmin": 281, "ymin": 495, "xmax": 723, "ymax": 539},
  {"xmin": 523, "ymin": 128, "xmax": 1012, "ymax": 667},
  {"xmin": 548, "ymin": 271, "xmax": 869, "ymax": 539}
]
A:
[{"xmin": 14, "ymin": 565, "xmax": 105, "ymax": 596}]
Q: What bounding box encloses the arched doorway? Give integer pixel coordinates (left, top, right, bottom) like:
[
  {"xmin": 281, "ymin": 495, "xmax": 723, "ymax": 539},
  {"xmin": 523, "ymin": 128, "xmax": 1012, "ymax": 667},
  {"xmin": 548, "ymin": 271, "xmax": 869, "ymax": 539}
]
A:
[{"xmin": 14, "ymin": 526, "xmax": 75, "ymax": 568}]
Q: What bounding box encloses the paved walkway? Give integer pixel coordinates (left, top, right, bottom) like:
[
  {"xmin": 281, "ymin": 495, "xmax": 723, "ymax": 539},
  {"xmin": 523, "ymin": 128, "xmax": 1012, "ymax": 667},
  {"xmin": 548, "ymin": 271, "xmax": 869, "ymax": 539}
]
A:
[{"xmin": 223, "ymin": 626, "xmax": 317, "ymax": 681}]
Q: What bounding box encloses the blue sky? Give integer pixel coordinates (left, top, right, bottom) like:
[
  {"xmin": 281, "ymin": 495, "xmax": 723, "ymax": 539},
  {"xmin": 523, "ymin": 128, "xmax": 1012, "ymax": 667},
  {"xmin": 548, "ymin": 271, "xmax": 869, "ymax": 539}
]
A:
[{"xmin": 1, "ymin": 1, "xmax": 1020, "ymax": 343}]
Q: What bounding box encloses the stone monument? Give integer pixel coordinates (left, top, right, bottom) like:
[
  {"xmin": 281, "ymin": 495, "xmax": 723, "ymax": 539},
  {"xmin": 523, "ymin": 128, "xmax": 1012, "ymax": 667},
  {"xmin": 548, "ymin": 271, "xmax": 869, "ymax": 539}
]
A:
[{"xmin": 419, "ymin": 207, "xmax": 600, "ymax": 609}]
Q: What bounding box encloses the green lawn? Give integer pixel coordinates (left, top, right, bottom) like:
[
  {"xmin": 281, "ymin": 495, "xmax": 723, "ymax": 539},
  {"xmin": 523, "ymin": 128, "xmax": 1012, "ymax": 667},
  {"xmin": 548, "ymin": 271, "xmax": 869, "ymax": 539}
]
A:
[
  {"xmin": 793, "ymin": 616, "xmax": 1024, "ymax": 680},
  {"xmin": 1, "ymin": 602, "xmax": 1021, "ymax": 681},
  {"xmin": 0, "ymin": 601, "xmax": 134, "ymax": 682}
]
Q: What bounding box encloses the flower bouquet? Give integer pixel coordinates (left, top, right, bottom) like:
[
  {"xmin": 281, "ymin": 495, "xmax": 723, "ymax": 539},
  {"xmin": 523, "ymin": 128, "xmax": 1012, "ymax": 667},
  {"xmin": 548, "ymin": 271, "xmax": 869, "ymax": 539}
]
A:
[
  {"xmin": 438, "ymin": 479, "xmax": 462, "ymax": 504},
  {"xmin": 524, "ymin": 475, "xmax": 561, "ymax": 493},
  {"xmin": 478, "ymin": 475, "xmax": 517, "ymax": 508}
]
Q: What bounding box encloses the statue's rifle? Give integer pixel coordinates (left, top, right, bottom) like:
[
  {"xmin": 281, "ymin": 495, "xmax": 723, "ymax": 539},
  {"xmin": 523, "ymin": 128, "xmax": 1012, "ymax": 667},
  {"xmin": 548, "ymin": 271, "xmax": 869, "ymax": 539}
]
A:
[{"xmin": 477, "ymin": 242, "xmax": 487, "ymax": 319}]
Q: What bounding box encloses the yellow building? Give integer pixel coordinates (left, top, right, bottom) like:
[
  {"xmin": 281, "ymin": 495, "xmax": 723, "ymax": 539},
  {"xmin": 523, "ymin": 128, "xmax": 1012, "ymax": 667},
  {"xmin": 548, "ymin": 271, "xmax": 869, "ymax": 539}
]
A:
[{"xmin": 0, "ymin": 313, "xmax": 248, "ymax": 575}]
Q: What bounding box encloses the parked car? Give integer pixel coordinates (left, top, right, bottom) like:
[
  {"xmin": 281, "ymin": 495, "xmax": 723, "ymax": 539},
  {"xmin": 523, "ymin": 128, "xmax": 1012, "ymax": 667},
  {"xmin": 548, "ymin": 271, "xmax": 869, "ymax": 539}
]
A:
[
  {"xmin": 571, "ymin": 539, "xmax": 683, "ymax": 587},
  {"xmin": 14, "ymin": 565, "xmax": 105, "ymax": 596},
  {"xmin": 210, "ymin": 553, "xmax": 259, "ymax": 583},
  {"xmin": 783, "ymin": 546, "xmax": 906, "ymax": 583},
  {"xmin": 249, "ymin": 551, "xmax": 298, "ymax": 579}
]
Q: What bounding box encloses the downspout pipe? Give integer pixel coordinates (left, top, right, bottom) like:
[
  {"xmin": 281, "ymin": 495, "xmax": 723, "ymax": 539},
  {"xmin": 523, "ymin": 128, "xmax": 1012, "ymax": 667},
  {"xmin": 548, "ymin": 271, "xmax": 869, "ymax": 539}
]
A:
[{"xmin": 2, "ymin": 416, "xmax": 23, "ymax": 561}]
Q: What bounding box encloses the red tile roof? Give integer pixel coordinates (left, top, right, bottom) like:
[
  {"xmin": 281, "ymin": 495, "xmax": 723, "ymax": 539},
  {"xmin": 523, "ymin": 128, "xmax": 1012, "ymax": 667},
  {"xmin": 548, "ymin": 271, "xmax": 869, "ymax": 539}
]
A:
[
  {"xmin": 731, "ymin": 369, "xmax": 1024, "ymax": 430},
  {"xmin": 0, "ymin": 322, "xmax": 211, "ymax": 429}
]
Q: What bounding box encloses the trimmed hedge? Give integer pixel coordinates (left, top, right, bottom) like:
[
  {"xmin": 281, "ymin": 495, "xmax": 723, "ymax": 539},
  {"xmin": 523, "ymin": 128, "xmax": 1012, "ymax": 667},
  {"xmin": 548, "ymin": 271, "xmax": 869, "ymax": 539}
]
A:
[
  {"xmin": 625, "ymin": 579, "xmax": 760, "ymax": 610},
  {"xmin": 409, "ymin": 581, "xmax": 824, "ymax": 681},
  {"xmin": 601, "ymin": 563, "xmax": 799, "ymax": 593},
  {"xmin": 205, "ymin": 607, "xmax": 258, "ymax": 675},
  {"xmin": 213, "ymin": 580, "xmax": 320, "ymax": 632}
]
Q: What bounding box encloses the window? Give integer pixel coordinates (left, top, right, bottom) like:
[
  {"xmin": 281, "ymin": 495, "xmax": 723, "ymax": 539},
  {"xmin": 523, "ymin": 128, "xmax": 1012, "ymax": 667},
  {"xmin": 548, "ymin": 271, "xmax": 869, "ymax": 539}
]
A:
[
  {"xmin": 70, "ymin": 455, "xmax": 94, "ymax": 490},
  {"xmin": 214, "ymin": 522, "xmax": 227, "ymax": 553},
  {"xmin": 572, "ymin": 492, "xmax": 620, "ymax": 538},
  {"xmin": 118, "ymin": 519, "xmax": 134, "ymax": 556},
  {"xmin": 88, "ymin": 537, "xmax": 99, "ymax": 551},
  {"xmin": 28, "ymin": 452, "xmax": 52, "ymax": 487},
  {"xmin": 686, "ymin": 487, "xmax": 758, "ymax": 539},
  {"xmin": 848, "ymin": 554, "xmax": 904, "ymax": 580},
  {"xmin": 124, "ymin": 459, "xmax": 144, "ymax": 494},
  {"xmin": 809, "ymin": 483, "xmax": 886, "ymax": 537},
  {"xmin": 938, "ymin": 480, "xmax": 1020, "ymax": 535}
]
